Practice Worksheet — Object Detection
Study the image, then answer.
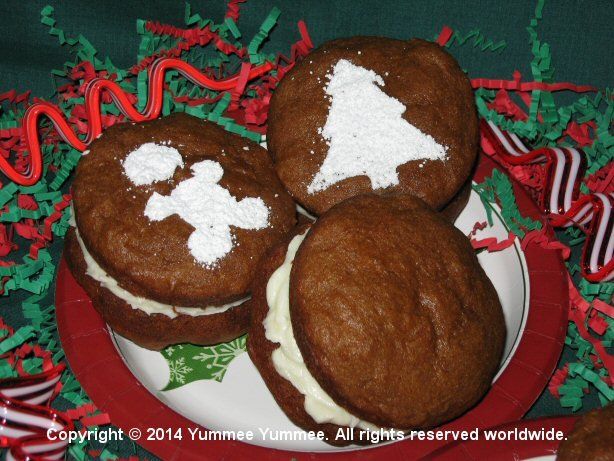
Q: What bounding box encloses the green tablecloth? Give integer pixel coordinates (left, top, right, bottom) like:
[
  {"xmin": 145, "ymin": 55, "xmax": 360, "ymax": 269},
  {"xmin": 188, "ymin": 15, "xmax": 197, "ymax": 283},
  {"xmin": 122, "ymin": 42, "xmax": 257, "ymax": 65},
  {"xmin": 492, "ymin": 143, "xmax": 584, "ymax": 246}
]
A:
[
  {"xmin": 0, "ymin": 0, "xmax": 611, "ymax": 459},
  {"xmin": 2, "ymin": 0, "xmax": 612, "ymax": 95}
]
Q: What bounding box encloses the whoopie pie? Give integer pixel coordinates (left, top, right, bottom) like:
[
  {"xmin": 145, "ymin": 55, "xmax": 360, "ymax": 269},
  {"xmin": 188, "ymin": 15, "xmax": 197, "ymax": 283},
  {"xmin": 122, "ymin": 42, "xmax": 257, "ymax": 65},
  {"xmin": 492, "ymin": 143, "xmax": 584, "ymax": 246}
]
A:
[
  {"xmin": 66, "ymin": 113, "xmax": 296, "ymax": 350},
  {"xmin": 249, "ymin": 194, "xmax": 505, "ymax": 445}
]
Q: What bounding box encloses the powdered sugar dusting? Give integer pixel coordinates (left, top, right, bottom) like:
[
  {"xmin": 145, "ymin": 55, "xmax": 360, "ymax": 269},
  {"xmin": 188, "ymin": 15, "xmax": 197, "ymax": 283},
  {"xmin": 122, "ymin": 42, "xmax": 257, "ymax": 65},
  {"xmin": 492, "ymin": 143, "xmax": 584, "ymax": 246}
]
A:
[
  {"xmin": 123, "ymin": 142, "xmax": 184, "ymax": 185},
  {"xmin": 308, "ymin": 59, "xmax": 448, "ymax": 194},
  {"xmin": 145, "ymin": 160, "xmax": 269, "ymax": 267}
]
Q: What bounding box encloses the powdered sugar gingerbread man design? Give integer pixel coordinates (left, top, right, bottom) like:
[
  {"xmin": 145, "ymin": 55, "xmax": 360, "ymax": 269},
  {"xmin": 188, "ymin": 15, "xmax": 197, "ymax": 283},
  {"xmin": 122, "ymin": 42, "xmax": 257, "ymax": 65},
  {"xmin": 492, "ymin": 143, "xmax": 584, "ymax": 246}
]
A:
[{"xmin": 123, "ymin": 143, "xmax": 269, "ymax": 267}]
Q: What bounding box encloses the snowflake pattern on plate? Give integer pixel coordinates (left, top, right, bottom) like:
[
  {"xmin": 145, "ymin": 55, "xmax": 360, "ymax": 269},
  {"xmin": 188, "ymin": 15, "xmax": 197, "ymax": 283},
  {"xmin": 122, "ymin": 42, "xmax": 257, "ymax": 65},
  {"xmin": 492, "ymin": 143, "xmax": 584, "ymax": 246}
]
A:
[
  {"xmin": 161, "ymin": 336, "xmax": 247, "ymax": 390},
  {"xmin": 166, "ymin": 357, "xmax": 193, "ymax": 385}
]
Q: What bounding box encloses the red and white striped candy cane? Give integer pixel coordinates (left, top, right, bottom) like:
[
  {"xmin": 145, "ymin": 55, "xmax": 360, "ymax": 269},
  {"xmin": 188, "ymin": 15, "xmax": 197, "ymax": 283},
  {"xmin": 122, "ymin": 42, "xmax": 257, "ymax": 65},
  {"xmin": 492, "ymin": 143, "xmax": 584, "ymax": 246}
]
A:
[
  {"xmin": 0, "ymin": 364, "xmax": 72, "ymax": 461},
  {"xmin": 551, "ymin": 192, "xmax": 614, "ymax": 282},
  {"xmin": 0, "ymin": 395, "xmax": 72, "ymax": 461},
  {"xmin": 0, "ymin": 364, "xmax": 64, "ymax": 406},
  {"xmin": 481, "ymin": 119, "xmax": 587, "ymax": 217},
  {"xmin": 481, "ymin": 119, "xmax": 613, "ymax": 282}
]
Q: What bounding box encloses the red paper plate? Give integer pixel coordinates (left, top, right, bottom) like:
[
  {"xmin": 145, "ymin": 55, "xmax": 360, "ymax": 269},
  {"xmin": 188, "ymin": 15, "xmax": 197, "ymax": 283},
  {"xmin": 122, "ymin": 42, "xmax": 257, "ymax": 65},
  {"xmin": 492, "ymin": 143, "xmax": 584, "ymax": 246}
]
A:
[
  {"xmin": 428, "ymin": 416, "xmax": 578, "ymax": 460},
  {"xmin": 55, "ymin": 154, "xmax": 569, "ymax": 460}
]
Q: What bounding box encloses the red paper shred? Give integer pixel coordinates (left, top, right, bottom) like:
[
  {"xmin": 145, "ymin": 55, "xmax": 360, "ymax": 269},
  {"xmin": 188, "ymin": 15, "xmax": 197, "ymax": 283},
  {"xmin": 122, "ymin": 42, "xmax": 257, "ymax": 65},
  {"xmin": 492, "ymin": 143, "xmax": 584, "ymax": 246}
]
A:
[
  {"xmin": 229, "ymin": 62, "xmax": 252, "ymax": 111},
  {"xmin": 471, "ymin": 76, "xmax": 597, "ymax": 93},
  {"xmin": 131, "ymin": 21, "xmax": 246, "ymax": 75},
  {"xmin": 521, "ymin": 228, "xmax": 571, "ymax": 260},
  {"xmin": 549, "ymin": 364, "xmax": 569, "ymax": 398},
  {"xmin": 436, "ymin": 26, "xmax": 454, "ymax": 46},
  {"xmin": 80, "ymin": 413, "xmax": 111, "ymax": 428},
  {"xmin": 488, "ymin": 88, "xmax": 529, "ymax": 121},
  {"xmin": 471, "ymin": 231, "xmax": 517, "ymax": 252},
  {"xmin": 225, "ymin": 0, "xmax": 246, "ymax": 21},
  {"xmin": 593, "ymin": 298, "xmax": 614, "ymax": 318},
  {"xmin": 0, "ymin": 90, "xmax": 31, "ymax": 105},
  {"xmin": 469, "ymin": 221, "xmax": 488, "ymax": 236},
  {"xmin": 585, "ymin": 163, "xmax": 614, "ymax": 194},
  {"xmin": 588, "ymin": 313, "xmax": 608, "ymax": 335},
  {"xmin": 64, "ymin": 403, "xmax": 98, "ymax": 420},
  {"xmin": 564, "ymin": 120, "xmax": 595, "ymax": 147},
  {"xmin": 0, "ymin": 225, "xmax": 17, "ymax": 257}
]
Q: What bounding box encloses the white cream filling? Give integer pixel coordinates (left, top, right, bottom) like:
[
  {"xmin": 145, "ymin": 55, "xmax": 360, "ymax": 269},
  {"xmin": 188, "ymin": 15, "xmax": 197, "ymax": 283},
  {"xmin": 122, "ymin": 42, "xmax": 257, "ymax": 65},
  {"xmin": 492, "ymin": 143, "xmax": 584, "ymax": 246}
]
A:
[
  {"xmin": 295, "ymin": 203, "xmax": 317, "ymax": 221},
  {"xmin": 263, "ymin": 231, "xmax": 378, "ymax": 431},
  {"xmin": 73, "ymin": 226, "xmax": 248, "ymax": 319}
]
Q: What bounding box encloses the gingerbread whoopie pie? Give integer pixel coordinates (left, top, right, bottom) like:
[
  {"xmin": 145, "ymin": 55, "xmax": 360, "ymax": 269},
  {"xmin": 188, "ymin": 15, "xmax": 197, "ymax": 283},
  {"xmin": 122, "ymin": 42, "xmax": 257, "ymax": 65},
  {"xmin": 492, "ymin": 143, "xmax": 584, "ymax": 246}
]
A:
[
  {"xmin": 248, "ymin": 194, "xmax": 505, "ymax": 445},
  {"xmin": 557, "ymin": 404, "xmax": 614, "ymax": 461},
  {"xmin": 65, "ymin": 113, "xmax": 296, "ymax": 350},
  {"xmin": 267, "ymin": 36, "xmax": 478, "ymax": 217}
]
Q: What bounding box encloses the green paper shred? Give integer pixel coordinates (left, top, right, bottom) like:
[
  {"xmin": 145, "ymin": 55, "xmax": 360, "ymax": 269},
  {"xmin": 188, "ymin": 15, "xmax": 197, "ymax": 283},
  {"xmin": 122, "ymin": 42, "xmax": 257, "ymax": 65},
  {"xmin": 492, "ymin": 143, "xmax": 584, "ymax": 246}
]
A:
[
  {"xmin": 569, "ymin": 363, "xmax": 614, "ymax": 403},
  {"xmin": 473, "ymin": 169, "xmax": 542, "ymax": 237},
  {"xmin": 247, "ymin": 8, "xmax": 281, "ymax": 64},
  {"xmin": 0, "ymin": 326, "xmax": 35, "ymax": 354}
]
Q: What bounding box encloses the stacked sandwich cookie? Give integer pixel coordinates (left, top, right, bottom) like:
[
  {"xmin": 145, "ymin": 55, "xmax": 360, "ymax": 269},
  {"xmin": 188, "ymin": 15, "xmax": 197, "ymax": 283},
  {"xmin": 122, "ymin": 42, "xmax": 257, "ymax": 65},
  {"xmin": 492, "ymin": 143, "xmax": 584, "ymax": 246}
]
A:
[
  {"xmin": 65, "ymin": 114, "xmax": 296, "ymax": 350},
  {"xmin": 267, "ymin": 36, "xmax": 478, "ymax": 219},
  {"xmin": 248, "ymin": 195, "xmax": 505, "ymax": 445}
]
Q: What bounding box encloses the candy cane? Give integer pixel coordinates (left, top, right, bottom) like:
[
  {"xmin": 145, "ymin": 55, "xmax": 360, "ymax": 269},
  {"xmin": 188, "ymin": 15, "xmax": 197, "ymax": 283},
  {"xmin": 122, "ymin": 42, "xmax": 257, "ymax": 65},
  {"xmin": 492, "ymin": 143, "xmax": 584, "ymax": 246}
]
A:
[
  {"xmin": 1, "ymin": 57, "xmax": 274, "ymax": 186},
  {"xmin": 0, "ymin": 364, "xmax": 72, "ymax": 461},
  {"xmin": 0, "ymin": 398, "xmax": 72, "ymax": 461},
  {"xmin": 482, "ymin": 119, "xmax": 613, "ymax": 281},
  {"xmin": 551, "ymin": 193, "xmax": 614, "ymax": 282},
  {"xmin": 0, "ymin": 364, "xmax": 64, "ymax": 406},
  {"xmin": 481, "ymin": 119, "xmax": 587, "ymax": 217}
]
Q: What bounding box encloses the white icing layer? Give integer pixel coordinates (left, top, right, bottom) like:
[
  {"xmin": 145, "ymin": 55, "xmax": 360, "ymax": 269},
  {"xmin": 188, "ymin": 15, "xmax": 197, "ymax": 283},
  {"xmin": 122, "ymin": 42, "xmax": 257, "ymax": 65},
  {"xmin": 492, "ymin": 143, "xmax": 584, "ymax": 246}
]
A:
[
  {"xmin": 74, "ymin": 226, "xmax": 248, "ymax": 319},
  {"xmin": 263, "ymin": 232, "xmax": 378, "ymax": 430},
  {"xmin": 295, "ymin": 203, "xmax": 317, "ymax": 221}
]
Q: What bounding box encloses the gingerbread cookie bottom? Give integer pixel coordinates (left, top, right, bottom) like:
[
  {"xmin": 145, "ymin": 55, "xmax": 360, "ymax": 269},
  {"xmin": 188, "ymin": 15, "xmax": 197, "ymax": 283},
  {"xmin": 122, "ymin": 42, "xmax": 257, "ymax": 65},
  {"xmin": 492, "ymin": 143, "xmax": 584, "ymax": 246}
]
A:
[{"xmin": 64, "ymin": 229, "xmax": 251, "ymax": 350}]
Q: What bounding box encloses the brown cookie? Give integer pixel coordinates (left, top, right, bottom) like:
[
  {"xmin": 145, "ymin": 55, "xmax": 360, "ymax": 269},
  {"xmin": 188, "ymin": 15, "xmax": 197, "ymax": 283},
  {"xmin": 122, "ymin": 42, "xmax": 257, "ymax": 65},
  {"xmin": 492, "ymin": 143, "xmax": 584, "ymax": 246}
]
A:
[
  {"xmin": 558, "ymin": 404, "xmax": 614, "ymax": 461},
  {"xmin": 69, "ymin": 113, "xmax": 296, "ymax": 348},
  {"xmin": 290, "ymin": 195, "xmax": 504, "ymax": 429},
  {"xmin": 64, "ymin": 229, "xmax": 249, "ymax": 350},
  {"xmin": 268, "ymin": 37, "xmax": 478, "ymax": 215},
  {"xmin": 249, "ymin": 194, "xmax": 505, "ymax": 443},
  {"xmin": 72, "ymin": 113, "xmax": 295, "ymax": 306}
]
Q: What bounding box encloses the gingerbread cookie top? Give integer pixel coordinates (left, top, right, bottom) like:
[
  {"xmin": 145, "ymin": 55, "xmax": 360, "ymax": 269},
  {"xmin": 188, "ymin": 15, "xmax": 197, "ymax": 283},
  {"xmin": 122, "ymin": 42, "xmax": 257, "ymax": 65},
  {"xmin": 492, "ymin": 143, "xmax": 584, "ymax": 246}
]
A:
[
  {"xmin": 268, "ymin": 37, "xmax": 478, "ymax": 215},
  {"xmin": 288, "ymin": 194, "xmax": 505, "ymax": 428},
  {"xmin": 72, "ymin": 113, "xmax": 296, "ymax": 307}
]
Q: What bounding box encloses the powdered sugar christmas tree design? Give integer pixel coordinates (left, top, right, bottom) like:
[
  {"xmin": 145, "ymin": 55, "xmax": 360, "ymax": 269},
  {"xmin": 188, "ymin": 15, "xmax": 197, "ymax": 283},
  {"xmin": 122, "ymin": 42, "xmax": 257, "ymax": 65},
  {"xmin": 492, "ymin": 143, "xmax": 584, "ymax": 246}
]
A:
[
  {"xmin": 122, "ymin": 145, "xmax": 269, "ymax": 267},
  {"xmin": 308, "ymin": 59, "xmax": 448, "ymax": 194}
]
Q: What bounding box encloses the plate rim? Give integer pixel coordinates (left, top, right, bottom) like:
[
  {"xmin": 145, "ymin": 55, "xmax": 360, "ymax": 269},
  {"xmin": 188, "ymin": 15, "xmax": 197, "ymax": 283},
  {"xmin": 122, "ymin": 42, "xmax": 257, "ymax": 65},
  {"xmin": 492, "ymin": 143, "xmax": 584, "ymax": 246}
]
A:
[{"xmin": 55, "ymin": 154, "xmax": 569, "ymax": 460}]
